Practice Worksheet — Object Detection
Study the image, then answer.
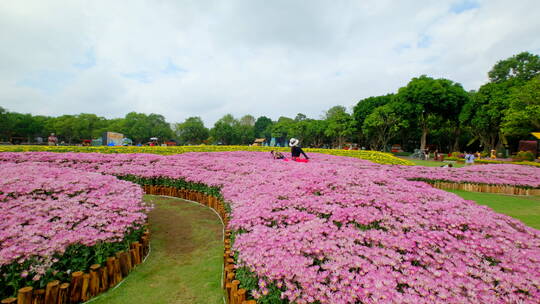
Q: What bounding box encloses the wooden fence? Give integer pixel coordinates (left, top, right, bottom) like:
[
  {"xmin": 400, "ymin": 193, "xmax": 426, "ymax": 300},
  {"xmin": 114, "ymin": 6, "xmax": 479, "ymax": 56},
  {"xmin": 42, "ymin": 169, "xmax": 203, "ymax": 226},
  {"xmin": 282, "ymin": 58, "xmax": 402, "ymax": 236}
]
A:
[
  {"xmin": 430, "ymin": 181, "xmax": 540, "ymax": 196},
  {"xmin": 1, "ymin": 231, "xmax": 150, "ymax": 304}
]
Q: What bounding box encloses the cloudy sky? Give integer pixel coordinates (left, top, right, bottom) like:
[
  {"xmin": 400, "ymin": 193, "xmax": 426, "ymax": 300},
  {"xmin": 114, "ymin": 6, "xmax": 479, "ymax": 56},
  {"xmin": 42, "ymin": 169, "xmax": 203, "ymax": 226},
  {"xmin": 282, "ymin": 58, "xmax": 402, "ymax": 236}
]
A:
[{"xmin": 1, "ymin": 0, "xmax": 539, "ymax": 126}]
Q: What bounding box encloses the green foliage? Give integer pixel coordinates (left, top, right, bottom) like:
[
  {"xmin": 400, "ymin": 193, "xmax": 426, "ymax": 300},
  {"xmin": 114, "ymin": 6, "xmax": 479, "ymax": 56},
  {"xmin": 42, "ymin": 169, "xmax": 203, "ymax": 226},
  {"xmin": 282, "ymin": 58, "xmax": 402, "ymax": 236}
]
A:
[
  {"xmin": 122, "ymin": 112, "xmax": 174, "ymax": 144},
  {"xmin": 501, "ymin": 75, "xmax": 540, "ymax": 137},
  {"xmin": 254, "ymin": 116, "xmax": 274, "ymax": 139},
  {"xmin": 362, "ymin": 103, "xmax": 409, "ymax": 151},
  {"xmin": 488, "ymin": 51, "xmax": 540, "ymax": 83},
  {"xmin": 396, "ymin": 75, "xmax": 469, "ymax": 150},
  {"xmin": 513, "ymin": 151, "xmax": 535, "ymax": 162},
  {"xmin": 236, "ymin": 267, "xmax": 288, "ymax": 304},
  {"xmin": 211, "ymin": 114, "xmax": 240, "ymax": 145},
  {"xmin": 353, "ymin": 94, "xmax": 394, "ymax": 144},
  {"xmin": 324, "ymin": 106, "xmax": 356, "ymax": 148},
  {"xmin": 174, "ymin": 116, "xmax": 209, "ymax": 145},
  {"xmin": 460, "ymin": 82, "xmax": 512, "ymax": 150}
]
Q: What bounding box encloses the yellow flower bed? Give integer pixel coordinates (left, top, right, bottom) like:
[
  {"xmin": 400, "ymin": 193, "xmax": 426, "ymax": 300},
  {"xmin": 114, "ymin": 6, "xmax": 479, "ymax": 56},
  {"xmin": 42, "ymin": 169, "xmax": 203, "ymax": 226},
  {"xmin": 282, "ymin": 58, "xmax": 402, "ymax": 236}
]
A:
[{"xmin": 0, "ymin": 145, "xmax": 413, "ymax": 165}]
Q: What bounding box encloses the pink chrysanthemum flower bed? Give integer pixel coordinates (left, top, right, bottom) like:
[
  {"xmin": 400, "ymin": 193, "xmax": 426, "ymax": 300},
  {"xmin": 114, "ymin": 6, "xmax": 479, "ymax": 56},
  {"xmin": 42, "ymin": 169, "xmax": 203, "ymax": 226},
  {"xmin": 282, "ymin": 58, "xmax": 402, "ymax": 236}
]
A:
[
  {"xmin": 1, "ymin": 151, "xmax": 539, "ymax": 303},
  {"xmin": 0, "ymin": 162, "xmax": 147, "ymax": 296}
]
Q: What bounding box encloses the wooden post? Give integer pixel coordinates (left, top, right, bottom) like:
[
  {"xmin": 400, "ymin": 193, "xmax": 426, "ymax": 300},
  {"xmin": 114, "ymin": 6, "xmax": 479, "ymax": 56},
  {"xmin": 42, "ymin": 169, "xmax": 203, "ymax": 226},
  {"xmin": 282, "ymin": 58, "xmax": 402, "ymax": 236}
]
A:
[
  {"xmin": 107, "ymin": 257, "xmax": 117, "ymax": 287},
  {"xmin": 230, "ymin": 280, "xmax": 240, "ymax": 304},
  {"xmin": 118, "ymin": 251, "xmax": 131, "ymax": 276},
  {"xmin": 114, "ymin": 257, "xmax": 123, "ymax": 284},
  {"xmin": 136, "ymin": 242, "xmax": 143, "ymax": 263},
  {"xmin": 130, "ymin": 248, "xmax": 138, "ymax": 267},
  {"xmin": 99, "ymin": 266, "xmax": 109, "ymax": 293},
  {"xmin": 225, "ymin": 283, "xmax": 232, "ymax": 303},
  {"xmin": 58, "ymin": 283, "xmax": 69, "ymax": 304},
  {"xmin": 33, "ymin": 289, "xmax": 45, "ymax": 304},
  {"xmin": 69, "ymin": 271, "xmax": 84, "ymax": 303},
  {"xmin": 44, "ymin": 280, "xmax": 59, "ymax": 304},
  {"xmin": 0, "ymin": 298, "xmax": 16, "ymax": 304},
  {"xmin": 17, "ymin": 287, "xmax": 33, "ymax": 304},
  {"xmin": 89, "ymin": 264, "xmax": 101, "ymax": 296},
  {"xmin": 80, "ymin": 273, "xmax": 91, "ymax": 301},
  {"xmin": 242, "ymin": 301, "xmax": 257, "ymax": 304},
  {"xmin": 236, "ymin": 289, "xmax": 246, "ymax": 304}
]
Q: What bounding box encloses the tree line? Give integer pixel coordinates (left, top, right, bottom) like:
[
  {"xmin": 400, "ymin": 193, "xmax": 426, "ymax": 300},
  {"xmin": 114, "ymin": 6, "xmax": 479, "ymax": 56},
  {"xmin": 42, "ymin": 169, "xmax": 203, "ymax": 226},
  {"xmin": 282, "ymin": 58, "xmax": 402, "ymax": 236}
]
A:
[{"xmin": 1, "ymin": 52, "xmax": 538, "ymax": 152}]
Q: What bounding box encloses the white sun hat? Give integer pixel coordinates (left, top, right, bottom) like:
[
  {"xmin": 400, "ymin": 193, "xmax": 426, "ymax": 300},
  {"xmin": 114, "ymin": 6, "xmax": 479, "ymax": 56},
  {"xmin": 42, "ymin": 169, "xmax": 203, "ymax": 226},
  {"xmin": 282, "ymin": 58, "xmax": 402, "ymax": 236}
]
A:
[{"xmin": 289, "ymin": 138, "xmax": 299, "ymax": 147}]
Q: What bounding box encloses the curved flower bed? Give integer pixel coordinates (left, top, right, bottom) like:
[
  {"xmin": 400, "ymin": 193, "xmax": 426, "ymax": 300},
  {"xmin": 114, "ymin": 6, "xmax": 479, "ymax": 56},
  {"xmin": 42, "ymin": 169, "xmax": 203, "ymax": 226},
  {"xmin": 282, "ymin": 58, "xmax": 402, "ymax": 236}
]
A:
[
  {"xmin": 0, "ymin": 163, "xmax": 148, "ymax": 299},
  {"xmin": 388, "ymin": 163, "xmax": 540, "ymax": 188},
  {"xmin": 0, "ymin": 145, "xmax": 413, "ymax": 165},
  {"xmin": 1, "ymin": 152, "xmax": 540, "ymax": 303}
]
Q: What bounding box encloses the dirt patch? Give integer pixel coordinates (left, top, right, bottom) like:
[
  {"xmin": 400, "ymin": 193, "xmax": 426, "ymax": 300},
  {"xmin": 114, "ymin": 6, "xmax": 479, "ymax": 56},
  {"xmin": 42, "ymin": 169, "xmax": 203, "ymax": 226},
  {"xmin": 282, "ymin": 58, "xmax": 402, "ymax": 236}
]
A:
[{"xmin": 148, "ymin": 202, "xmax": 198, "ymax": 257}]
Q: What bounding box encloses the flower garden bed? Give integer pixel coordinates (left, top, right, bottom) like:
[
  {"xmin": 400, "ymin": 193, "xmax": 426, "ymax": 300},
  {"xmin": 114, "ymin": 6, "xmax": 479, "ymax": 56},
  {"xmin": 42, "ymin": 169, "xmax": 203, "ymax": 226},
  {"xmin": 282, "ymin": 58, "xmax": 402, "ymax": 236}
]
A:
[
  {"xmin": 1, "ymin": 152, "xmax": 540, "ymax": 303},
  {"xmin": 0, "ymin": 163, "xmax": 150, "ymax": 303},
  {"xmin": 0, "ymin": 145, "xmax": 413, "ymax": 166}
]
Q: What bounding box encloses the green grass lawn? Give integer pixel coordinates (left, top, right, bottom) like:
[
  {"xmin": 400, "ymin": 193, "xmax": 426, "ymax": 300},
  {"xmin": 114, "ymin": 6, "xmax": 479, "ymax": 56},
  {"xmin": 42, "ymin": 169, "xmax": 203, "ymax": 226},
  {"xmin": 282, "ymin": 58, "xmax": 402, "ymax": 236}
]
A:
[
  {"xmin": 403, "ymin": 158, "xmax": 465, "ymax": 168},
  {"xmin": 447, "ymin": 190, "xmax": 540, "ymax": 230},
  {"xmin": 91, "ymin": 195, "xmax": 224, "ymax": 304}
]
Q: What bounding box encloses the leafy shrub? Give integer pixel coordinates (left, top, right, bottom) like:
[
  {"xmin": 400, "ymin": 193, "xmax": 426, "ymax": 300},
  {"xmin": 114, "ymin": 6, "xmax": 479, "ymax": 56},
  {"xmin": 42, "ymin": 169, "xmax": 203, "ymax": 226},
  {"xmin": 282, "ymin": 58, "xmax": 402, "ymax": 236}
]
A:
[{"xmin": 513, "ymin": 151, "xmax": 535, "ymax": 162}]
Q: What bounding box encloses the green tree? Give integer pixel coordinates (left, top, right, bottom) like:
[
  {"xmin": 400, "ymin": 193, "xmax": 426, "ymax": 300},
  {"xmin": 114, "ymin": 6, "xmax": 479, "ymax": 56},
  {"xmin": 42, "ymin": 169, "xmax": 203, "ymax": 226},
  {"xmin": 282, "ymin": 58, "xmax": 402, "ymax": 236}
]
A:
[
  {"xmin": 254, "ymin": 116, "xmax": 273, "ymax": 139},
  {"xmin": 238, "ymin": 115, "xmax": 255, "ymax": 144},
  {"xmin": 396, "ymin": 75, "xmax": 468, "ymax": 151},
  {"xmin": 294, "ymin": 113, "xmax": 307, "ymax": 121},
  {"xmin": 362, "ymin": 103, "xmax": 408, "ymax": 151},
  {"xmin": 122, "ymin": 112, "xmax": 173, "ymax": 144},
  {"xmin": 0, "ymin": 107, "xmax": 13, "ymax": 141},
  {"xmin": 211, "ymin": 114, "xmax": 240, "ymax": 145},
  {"xmin": 460, "ymin": 83, "xmax": 511, "ymax": 151},
  {"xmin": 488, "ymin": 51, "xmax": 540, "ymax": 84},
  {"xmin": 271, "ymin": 116, "xmax": 294, "ymax": 141},
  {"xmin": 501, "ymin": 75, "xmax": 540, "ymax": 137},
  {"xmin": 174, "ymin": 117, "xmax": 209, "ymax": 145},
  {"xmin": 353, "ymin": 94, "xmax": 394, "ymax": 146},
  {"xmin": 304, "ymin": 119, "xmax": 329, "ymax": 147},
  {"xmin": 324, "ymin": 106, "xmax": 356, "ymax": 148}
]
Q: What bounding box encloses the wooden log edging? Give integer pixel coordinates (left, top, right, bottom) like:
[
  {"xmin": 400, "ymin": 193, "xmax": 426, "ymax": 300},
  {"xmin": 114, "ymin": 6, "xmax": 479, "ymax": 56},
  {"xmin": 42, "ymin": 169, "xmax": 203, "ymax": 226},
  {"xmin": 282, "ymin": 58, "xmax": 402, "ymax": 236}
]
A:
[
  {"xmin": 143, "ymin": 185, "xmax": 255, "ymax": 304},
  {"xmin": 429, "ymin": 181, "xmax": 540, "ymax": 196},
  {"xmin": 2, "ymin": 230, "xmax": 151, "ymax": 304}
]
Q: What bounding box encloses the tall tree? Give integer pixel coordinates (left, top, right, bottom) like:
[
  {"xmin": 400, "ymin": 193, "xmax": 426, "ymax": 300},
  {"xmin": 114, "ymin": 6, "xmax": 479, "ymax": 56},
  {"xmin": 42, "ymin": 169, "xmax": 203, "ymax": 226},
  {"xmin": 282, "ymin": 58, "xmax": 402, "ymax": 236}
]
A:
[
  {"xmin": 271, "ymin": 116, "xmax": 294, "ymax": 143},
  {"xmin": 460, "ymin": 83, "xmax": 511, "ymax": 151},
  {"xmin": 396, "ymin": 75, "xmax": 468, "ymax": 151},
  {"xmin": 254, "ymin": 116, "xmax": 273, "ymax": 139},
  {"xmin": 238, "ymin": 115, "xmax": 255, "ymax": 144},
  {"xmin": 488, "ymin": 51, "xmax": 540, "ymax": 84},
  {"xmin": 362, "ymin": 103, "xmax": 408, "ymax": 151},
  {"xmin": 324, "ymin": 106, "xmax": 356, "ymax": 148},
  {"xmin": 211, "ymin": 114, "xmax": 240, "ymax": 145},
  {"xmin": 501, "ymin": 75, "xmax": 540, "ymax": 137},
  {"xmin": 174, "ymin": 116, "xmax": 209, "ymax": 145},
  {"xmin": 353, "ymin": 94, "xmax": 394, "ymax": 145},
  {"xmin": 122, "ymin": 112, "xmax": 173, "ymax": 143}
]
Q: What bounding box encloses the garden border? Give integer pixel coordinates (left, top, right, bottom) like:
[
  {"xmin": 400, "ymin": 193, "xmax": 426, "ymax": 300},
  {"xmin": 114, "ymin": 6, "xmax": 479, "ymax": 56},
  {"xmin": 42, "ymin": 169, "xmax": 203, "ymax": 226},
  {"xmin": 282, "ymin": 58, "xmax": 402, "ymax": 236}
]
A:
[
  {"xmin": 428, "ymin": 181, "xmax": 540, "ymax": 196},
  {"xmin": 1, "ymin": 232, "xmax": 150, "ymax": 304}
]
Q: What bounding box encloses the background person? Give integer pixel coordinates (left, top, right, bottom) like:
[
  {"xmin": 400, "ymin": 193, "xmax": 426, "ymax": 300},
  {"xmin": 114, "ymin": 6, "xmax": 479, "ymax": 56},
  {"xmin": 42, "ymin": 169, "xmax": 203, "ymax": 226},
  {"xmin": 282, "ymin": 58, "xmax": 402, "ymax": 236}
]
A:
[
  {"xmin": 47, "ymin": 133, "xmax": 58, "ymax": 146},
  {"xmin": 289, "ymin": 138, "xmax": 309, "ymax": 161},
  {"xmin": 270, "ymin": 150, "xmax": 285, "ymax": 159},
  {"xmin": 464, "ymin": 151, "xmax": 475, "ymax": 165}
]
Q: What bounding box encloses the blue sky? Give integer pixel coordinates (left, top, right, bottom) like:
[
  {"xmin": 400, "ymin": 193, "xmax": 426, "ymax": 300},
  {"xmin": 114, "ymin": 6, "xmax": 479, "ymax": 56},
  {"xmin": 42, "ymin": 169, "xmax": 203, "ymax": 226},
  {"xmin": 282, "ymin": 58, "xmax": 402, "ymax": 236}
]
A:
[{"xmin": 1, "ymin": 0, "xmax": 539, "ymax": 126}]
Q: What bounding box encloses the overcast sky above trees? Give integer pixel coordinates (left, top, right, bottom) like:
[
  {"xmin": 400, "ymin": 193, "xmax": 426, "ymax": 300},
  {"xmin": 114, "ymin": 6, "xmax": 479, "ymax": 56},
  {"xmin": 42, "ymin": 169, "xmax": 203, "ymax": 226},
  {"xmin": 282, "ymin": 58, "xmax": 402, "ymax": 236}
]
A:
[{"xmin": 1, "ymin": 0, "xmax": 539, "ymax": 125}]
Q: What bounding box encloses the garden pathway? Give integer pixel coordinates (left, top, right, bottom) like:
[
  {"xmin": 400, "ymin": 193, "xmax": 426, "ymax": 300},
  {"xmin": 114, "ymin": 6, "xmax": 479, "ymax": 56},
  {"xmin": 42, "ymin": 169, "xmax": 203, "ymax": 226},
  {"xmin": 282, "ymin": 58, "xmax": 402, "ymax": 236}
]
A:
[{"xmin": 90, "ymin": 195, "xmax": 224, "ymax": 304}]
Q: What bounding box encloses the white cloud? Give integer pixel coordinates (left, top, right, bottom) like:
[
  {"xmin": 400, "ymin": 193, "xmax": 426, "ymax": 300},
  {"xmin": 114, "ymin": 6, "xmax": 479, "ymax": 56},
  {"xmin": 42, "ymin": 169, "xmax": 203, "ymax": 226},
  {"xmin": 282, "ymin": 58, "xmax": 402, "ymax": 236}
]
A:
[{"xmin": 1, "ymin": 0, "xmax": 539, "ymax": 126}]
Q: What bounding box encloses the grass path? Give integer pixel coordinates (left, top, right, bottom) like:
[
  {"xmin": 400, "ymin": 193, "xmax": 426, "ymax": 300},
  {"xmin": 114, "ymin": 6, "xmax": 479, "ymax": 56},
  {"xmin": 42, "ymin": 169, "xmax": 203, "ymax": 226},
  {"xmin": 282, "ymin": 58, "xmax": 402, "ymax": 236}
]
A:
[
  {"xmin": 448, "ymin": 190, "xmax": 540, "ymax": 230},
  {"xmin": 90, "ymin": 195, "xmax": 224, "ymax": 304}
]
